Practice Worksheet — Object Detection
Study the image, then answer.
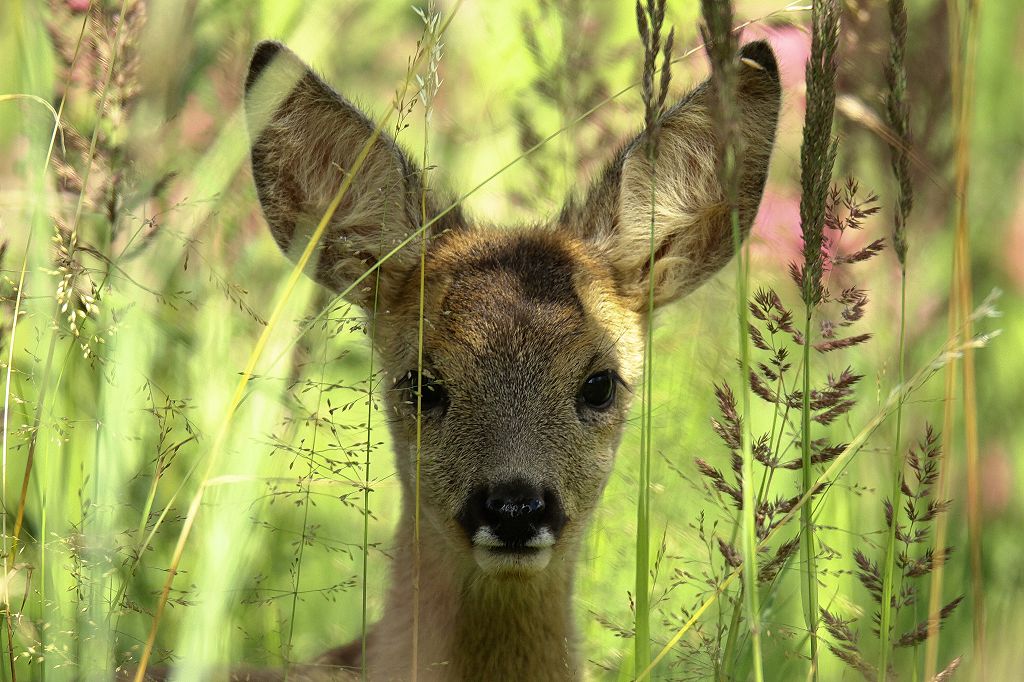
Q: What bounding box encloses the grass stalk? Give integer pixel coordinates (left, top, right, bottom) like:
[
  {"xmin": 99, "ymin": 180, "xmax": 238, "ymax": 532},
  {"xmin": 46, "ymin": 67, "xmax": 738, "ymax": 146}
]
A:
[
  {"xmin": 282, "ymin": 341, "xmax": 328, "ymax": 675},
  {"xmin": 952, "ymin": 3, "xmax": 985, "ymax": 678},
  {"xmin": 877, "ymin": 278, "xmax": 907, "ymax": 681},
  {"xmin": 925, "ymin": 0, "xmax": 965, "ymax": 675},
  {"xmin": 634, "ymin": 209, "xmax": 654, "ymax": 675},
  {"xmin": 878, "ymin": 0, "xmax": 914, "ymax": 676},
  {"xmin": 0, "ymin": 95, "xmax": 67, "ymax": 566},
  {"xmin": 926, "ymin": 341, "xmax": 957, "ymax": 680},
  {"xmin": 633, "ymin": 1, "xmax": 673, "ymax": 673},
  {"xmin": 699, "ymin": 2, "xmax": 764, "ymax": 678},
  {"xmin": 798, "ymin": 310, "xmax": 819, "ymax": 678},
  {"xmin": 720, "ymin": 586, "xmax": 745, "ymax": 679},
  {"xmin": 360, "ymin": 232, "xmax": 384, "ymax": 682},
  {"xmin": 927, "ymin": 0, "xmax": 983, "ymax": 677},
  {"xmin": 412, "ymin": 5, "xmax": 444, "ymax": 678},
  {"xmin": 795, "ymin": 2, "xmax": 841, "ymax": 678},
  {"xmin": 411, "ymin": 228, "xmax": 425, "ymax": 682}
]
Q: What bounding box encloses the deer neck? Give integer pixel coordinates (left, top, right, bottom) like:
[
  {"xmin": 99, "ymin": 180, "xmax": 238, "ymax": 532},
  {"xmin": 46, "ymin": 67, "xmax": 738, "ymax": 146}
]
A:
[{"xmin": 367, "ymin": 514, "xmax": 581, "ymax": 681}]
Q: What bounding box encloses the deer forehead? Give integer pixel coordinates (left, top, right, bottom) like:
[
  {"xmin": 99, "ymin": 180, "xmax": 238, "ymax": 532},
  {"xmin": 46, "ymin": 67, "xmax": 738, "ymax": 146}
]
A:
[{"xmin": 383, "ymin": 229, "xmax": 644, "ymax": 386}]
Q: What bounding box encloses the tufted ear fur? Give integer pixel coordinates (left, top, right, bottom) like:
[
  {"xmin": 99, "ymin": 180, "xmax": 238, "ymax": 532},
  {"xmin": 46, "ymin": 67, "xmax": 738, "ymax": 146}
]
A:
[
  {"xmin": 244, "ymin": 41, "xmax": 461, "ymax": 309},
  {"xmin": 560, "ymin": 40, "xmax": 782, "ymax": 310}
]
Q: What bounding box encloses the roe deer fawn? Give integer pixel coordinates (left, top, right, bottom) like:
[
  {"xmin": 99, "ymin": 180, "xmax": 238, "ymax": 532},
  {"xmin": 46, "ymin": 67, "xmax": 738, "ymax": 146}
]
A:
[{"xmin": 240, "ymin": 37, "xmax": 780, "ymax": 681}]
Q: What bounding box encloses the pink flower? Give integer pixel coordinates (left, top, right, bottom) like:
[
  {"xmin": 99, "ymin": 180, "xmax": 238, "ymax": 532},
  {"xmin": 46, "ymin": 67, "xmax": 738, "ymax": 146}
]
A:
[{"xmin": 751, "ymin": 187, "xmax": 803, "ymax": 269}]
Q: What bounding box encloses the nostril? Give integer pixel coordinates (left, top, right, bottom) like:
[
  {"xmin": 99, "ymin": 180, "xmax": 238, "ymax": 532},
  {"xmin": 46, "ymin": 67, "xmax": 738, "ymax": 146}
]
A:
[
  {"xmin": 485, "ymin": 495, "xmax": 545, "ymax": 519},
  {"xmin": 478, "ymin": 481, "xmax": 551, "ymax": 546}
]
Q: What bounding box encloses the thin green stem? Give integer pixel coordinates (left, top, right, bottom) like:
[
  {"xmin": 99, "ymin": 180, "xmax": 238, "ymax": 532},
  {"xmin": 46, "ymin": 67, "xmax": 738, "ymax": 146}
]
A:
[
  {"xmin": 361, "ymin": 251, "xmax": 383, "ymax": 682},
  {"xmin": 634, "ymin": 149, "xmax": 656, "ymax": 679},
  {"xmin": 720, "ymin": 585, "xmax": 745, "ymax": 680},
  {"xmin": 411, "ymin": 157, "xmax": 427, "ymax": 682},
  {"xmin": 800, "ymin": 308, "xmax": 819, "ymax": 681},
  {"xmin": 411, "ymin": 6, "xmax": 441, "ymax": 667},
  {"xmin": 283, "ymin": 342, "xmax": 327, "ymax": 678},
  {"xmin": 878, "ymin": 270, "xmax": 908, "ymax": 682},
  {"xmin": 731, "ymin": 180, "xmax": 763, "ymax": 682}
]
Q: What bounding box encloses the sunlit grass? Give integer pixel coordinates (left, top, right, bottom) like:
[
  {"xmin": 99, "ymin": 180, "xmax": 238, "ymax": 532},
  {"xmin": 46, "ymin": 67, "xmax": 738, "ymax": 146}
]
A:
[{"xmin": 0, "ymin": 0, "xmax": 1020, "ymax": 680}]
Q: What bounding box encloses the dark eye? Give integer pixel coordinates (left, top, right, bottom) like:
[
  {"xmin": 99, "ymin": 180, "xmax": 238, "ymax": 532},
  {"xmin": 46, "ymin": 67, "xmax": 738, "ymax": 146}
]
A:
[
  {"xmin": 398, "ymin": 370, "xmax": 448, "ymax": 413},
  {"xmin": 579, "ymin": 370, "xmax": 617, "ymax": 410}
]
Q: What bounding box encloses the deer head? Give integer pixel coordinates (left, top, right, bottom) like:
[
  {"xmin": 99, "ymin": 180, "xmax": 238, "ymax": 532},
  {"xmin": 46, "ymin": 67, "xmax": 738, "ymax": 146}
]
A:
[{"xmin": 244, "ymin": 40, "xmax": 780, "ymax": 580}]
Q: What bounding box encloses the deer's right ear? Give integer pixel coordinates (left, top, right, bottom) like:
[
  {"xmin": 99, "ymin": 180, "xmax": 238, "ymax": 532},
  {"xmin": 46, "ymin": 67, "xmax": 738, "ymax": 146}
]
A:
[{"xmin": 245, "ymin": 41, "xmax": 434, "ymax": 308}]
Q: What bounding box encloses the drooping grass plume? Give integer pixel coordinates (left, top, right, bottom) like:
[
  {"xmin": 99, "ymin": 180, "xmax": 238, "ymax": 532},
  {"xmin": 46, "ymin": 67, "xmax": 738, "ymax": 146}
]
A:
[
  {"xmin": 823, "ymin": 425, "xmax": 964, "ymax": 682},
  {"xmin": 640, "ymin": 288, "xmax": 999, "ymax": 680},
  {"xmin": 633, "ymin": 0, "xmax": 673, "ymax": 675},
  {"xmin": 695, "ymin": 179, "xmax": 880, "ymax": 679}
]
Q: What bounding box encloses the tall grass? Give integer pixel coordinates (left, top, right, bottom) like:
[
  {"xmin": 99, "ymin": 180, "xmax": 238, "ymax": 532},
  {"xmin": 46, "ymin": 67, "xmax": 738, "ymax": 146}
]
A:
[
  {"xmin": 877, "ymin": 0, "xmax": 913, "ymax": 678},
  {"xmin": 634, "ymin": 1, "xmax": 674, "ymax": 675},
  {"xmin": 795, "ymin": 1, "xmax": 840, "ymax": 677},
  {"xmin": 411, "ymin": 4, "xmax": 446, "ymax": 677},
  {"xmin": 0, "ymin": 1, "xmax": 1017, "ymax": 680},
  {"xmin": 699, "ymin": 2, "xmax": 764, "ymax": 680}
]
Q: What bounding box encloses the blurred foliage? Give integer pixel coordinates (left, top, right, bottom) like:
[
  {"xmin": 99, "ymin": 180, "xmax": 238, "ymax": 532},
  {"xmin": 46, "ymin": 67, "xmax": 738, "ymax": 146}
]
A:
[{"xmin": 0, "ymin": 0, "xmax": 1021, "ymax": 679}]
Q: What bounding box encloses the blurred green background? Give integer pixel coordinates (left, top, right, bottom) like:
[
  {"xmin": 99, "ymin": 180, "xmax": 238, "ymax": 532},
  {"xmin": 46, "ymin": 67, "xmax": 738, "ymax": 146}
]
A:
[{"xmin": 0, "ymin": 0, "xmax": 1021, "ymax": 679}]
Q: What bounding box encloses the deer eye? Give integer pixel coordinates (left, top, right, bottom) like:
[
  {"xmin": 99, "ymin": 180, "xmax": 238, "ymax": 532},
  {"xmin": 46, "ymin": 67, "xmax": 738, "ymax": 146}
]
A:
[
  {"xmin": 398, "ymin": 370, "xmax": 448, "ymax": 413},
  {"xmin": 579, "ymin": 370, "xmax": 617, "ymax": 410}
]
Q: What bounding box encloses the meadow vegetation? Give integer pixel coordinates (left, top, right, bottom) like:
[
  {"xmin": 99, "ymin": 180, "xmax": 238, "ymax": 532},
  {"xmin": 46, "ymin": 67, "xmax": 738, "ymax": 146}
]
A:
[{"xmin": 0, "ymin": 0, "xmax": 1021, "ymax": 679}]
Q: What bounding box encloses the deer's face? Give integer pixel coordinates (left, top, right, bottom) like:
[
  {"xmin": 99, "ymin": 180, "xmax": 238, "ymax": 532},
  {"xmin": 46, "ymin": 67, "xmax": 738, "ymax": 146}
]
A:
[
  {"xmin": 377, "ymin": 231, "xmax": 644, "ymax": 574},
  {"xmin": 244, "ymin": 40, "xmax": 780, "ymax": 576}
]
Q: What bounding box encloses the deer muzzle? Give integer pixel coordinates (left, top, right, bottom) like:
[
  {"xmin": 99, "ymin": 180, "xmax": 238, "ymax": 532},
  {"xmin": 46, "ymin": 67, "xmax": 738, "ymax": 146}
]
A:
[{"xmin": 457, "ymin": 479, "xmax": 568, "ymax": 574}]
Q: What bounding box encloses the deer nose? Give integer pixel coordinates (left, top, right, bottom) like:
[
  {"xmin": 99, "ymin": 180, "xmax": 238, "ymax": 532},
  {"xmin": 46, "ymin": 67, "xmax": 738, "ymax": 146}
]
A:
[
  {"xmin": 477, "ymin": 480, "xmax": 561, "ymax": 546},
  {"xmin": 485, "ymin": 484, "xmax": 545, "ymax": 520}
]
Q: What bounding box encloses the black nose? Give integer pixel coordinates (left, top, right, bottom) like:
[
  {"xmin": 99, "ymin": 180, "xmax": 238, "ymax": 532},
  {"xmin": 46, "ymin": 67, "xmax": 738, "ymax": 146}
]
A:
[
  {"xmin": 459, "ymin": 480, "xmax": 566, "ymax": 547},
  {"xmin": 486, "ymin": 480, "xmax": 544, "ymax": 518},
  {"xmin": 483, "ymin": 481, "xmax": 549, "ymax": 545}
]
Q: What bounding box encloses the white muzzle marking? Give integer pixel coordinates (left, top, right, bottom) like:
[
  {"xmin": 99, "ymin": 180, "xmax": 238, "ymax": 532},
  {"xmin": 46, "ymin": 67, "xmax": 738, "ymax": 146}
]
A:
[{"xmin": 471, "ymin": 526, "xmax": 554, "ymax": 573}]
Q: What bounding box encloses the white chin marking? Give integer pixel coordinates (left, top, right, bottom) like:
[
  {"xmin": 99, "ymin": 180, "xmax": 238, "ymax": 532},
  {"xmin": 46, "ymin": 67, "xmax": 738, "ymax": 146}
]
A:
[
  {"xmin": 471, "ymin": 526, "xmax": 555, "ymax": 574},
  {"xmin": 473, "ymin": 545, "xmax": 553, "ymax": 574}
]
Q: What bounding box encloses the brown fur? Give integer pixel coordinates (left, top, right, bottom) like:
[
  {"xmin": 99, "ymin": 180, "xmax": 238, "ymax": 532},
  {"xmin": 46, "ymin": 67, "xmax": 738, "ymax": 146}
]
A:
[{"xmin": 233, "ymin": 39, "xmax": 780, "ymax": 681}]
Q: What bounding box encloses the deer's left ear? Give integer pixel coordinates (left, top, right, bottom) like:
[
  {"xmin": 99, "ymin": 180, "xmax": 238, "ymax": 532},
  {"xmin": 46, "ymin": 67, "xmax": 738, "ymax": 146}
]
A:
[{"xmin": 561, "ymin": 41, "xmax": 781, "ymax": 310}]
